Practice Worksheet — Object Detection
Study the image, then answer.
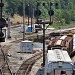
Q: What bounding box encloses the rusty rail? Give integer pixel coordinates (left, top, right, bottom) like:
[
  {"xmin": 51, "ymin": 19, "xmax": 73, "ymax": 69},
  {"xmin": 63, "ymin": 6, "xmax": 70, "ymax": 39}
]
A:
[
  {"xmin": 0, "ymin": 46, "xmax": 12, "ymax": 75},
  {"xmin": 16, "ymin": 52, "xmax": 43, "ymax": 75}
]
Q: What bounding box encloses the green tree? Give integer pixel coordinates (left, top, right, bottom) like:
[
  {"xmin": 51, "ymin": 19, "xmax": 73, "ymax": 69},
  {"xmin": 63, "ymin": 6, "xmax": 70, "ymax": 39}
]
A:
[
  {"xmin": 2, "ymin": 0, "xmax": 75, "ymax": 26},
  {"xmin": 6, "ymin": 0, "xmax": 21, "ymax": 16}
]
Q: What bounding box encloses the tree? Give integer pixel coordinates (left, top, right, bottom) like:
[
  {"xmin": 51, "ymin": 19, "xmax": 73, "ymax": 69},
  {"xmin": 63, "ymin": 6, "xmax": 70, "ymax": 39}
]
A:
[
  {"xmin": 6, "ymin": 0, "xmax": 21, "ymax": 16},
  {"xmin": 1, "ymin": 0, "xmax": 75, "ymax": 26}
]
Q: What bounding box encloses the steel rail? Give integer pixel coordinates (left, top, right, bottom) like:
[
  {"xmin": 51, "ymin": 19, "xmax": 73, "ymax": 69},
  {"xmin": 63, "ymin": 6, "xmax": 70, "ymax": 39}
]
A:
[
  {"xmin": 16, "ymin": 52, "xmax": 43, "ymax": 75},
  {"xmin": 0, "ymin": 46, "xmax": 12, "ymax": 75}
]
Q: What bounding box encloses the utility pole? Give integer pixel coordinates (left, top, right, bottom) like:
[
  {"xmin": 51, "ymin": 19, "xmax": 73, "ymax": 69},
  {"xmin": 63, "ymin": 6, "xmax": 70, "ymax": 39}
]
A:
[
  {"xmin": 43, "ymin": 23, "xmax": 45, "ymax": 66},
  {"xmin": 23, "ymin": 0, "xmax": 25, "ymax": 40}
]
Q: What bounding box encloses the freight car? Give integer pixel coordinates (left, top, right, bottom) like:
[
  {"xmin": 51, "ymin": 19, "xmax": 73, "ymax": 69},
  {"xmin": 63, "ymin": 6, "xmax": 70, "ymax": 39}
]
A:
[
  {"xmin": 45, "ymin": 49, "xmax": 73, "ymax": 75},
  {"xmin": 47, "ymin": 35, "xmax": 73, "ymax": 56}
]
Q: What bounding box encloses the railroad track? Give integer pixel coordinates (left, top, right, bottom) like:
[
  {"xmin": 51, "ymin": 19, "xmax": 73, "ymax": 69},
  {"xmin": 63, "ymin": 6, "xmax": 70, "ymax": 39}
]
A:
[
  {"xmin": 11, "ymin": 25, "xmax": 20, "ymax": 28},
  {"xmin": 0, "ymin": 46, "xmax": 12, "ymax": 75},
  {"xmin": 1, "ymin": 63, "xmax": 12, "ymax": 75},
  {"xmin": 16, "ymin": 52, "xmax": 43, "ymax": 75}
]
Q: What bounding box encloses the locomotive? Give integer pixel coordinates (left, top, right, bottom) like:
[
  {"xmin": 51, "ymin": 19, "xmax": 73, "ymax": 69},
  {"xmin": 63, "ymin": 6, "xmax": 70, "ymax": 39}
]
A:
[
  {"xmin": 45, "ymin": 49, "xmax": 73, "ymax": 75},
  {"xmin": 45, "ymin": 33, "xmax": 75, "ymax": 75}
]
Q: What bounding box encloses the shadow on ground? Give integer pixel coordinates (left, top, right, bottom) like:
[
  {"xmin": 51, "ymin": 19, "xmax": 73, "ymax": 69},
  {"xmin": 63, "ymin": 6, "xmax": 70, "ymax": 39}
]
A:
[{"xmin": 36, "ymin": 67, "xmax": 44, "ymax": 75}]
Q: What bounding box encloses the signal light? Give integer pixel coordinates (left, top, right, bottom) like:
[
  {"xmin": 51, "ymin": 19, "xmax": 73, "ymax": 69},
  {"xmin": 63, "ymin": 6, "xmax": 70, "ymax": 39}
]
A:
[
  {"xmin": 55, "ymin": 3, "xmax": 58, "ymax": 6},
  {"xmin": 48, "ymin": 10, "xmax": 54, "ymax": 16},
  {"xmin": 34, "ymin": 10, "xmax": 41, "ymax": 17},
  {"xmin": 50, "ymin": 2, "xmax": 53, "ymax": 6},
  {"xmin": 0, "ymin": 31, "xmax": 4, "ymax": 37},
  {"xmin": 55, "ymin": 3, "xmax": 58, "ymax": 9},
  {"xmin": 0, "ymin": 18, "xmax": 7, "ymax": 28},
  {"xmin": 0, "ymin": 3, "xmax": 4, "ymax": 7},
  {"xmin": 0, "ymin": 1, "xmax": 6, "ymax": 42},
  {"xmin": 0, "ymin": 31, "xmax": 5, "ymax": 42},
  {"xmin": 43, "ymin": 3, "xmax": 45, "ymax": 6}
]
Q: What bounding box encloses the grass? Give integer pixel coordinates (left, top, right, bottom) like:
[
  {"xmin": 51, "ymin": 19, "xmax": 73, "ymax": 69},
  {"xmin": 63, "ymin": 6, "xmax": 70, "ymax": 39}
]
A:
[{"xmin": 50, "ymin": 22, "xmax": 75, "ymax": 29}]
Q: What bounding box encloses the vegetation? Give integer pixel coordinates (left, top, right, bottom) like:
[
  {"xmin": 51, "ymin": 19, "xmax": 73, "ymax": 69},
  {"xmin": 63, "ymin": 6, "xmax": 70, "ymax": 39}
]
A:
[{"xmin": 2, "ymin": 0, "xmax": 75, "ymax": 27}]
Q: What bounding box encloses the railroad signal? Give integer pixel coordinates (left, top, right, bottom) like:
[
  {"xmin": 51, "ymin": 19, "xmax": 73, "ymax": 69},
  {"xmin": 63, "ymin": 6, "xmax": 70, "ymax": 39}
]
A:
[
  {"xmin": 0, "ymin": 31, "xmax": 4, "ymax": 37},
  {"xmin": 43, "ymin": 3, "xmax": 45, "ymax": 6},
  {"xmin": 0, "ymin": 18, "xmax": 7, "ymax": 28},
  {"xmin": 0, "ymin": 0, "xmax": 6, "ymax": 42},
  {"xmin": 0, "ymin": 3, "xmax": 4, "ymax": 7},
  {"xmin": 0, "ymin": 31, "xmax": 5, "ymax": 42},
  {"xmin": 48, "ymin": 10, "xmax": 54, "ymax": 16},
  {"xmin": 55, "ymin": 3, "xmax": 58, "ymax": 9},
  {"xmin": 55, "ymin": 3, "xmax": 58, "ymax": 6},
  {"xmin": 34, "ymin": 2, "xmax": 41, "ymax": 17},
  {"xmin": 0, "ymin": 18, "xmax": 7, "ymax": 42},
  {"xmin": 35, "ymin": 1, "xmax": 56, "ymax": 67},
  {"xmin": 50, "ymin": 2, "xmax": 53, "ymax": 6},
  {"xmin": 34, "ymin": 10, "xmax": 41, "ymax": 17}
]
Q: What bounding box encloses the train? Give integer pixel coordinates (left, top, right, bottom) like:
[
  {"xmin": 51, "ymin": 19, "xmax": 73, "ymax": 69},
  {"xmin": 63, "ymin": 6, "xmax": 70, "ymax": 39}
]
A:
[
  {"xmin": 45, "ymin": 33, "xmax": 75, "ymax": 75},
  {"xmin": 47, "ymin": 34, "xmax": 75, "ymax": 57},
  {"xmin": 45, "ymin": 49, "xmax": 74, "ymax": 75}
]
